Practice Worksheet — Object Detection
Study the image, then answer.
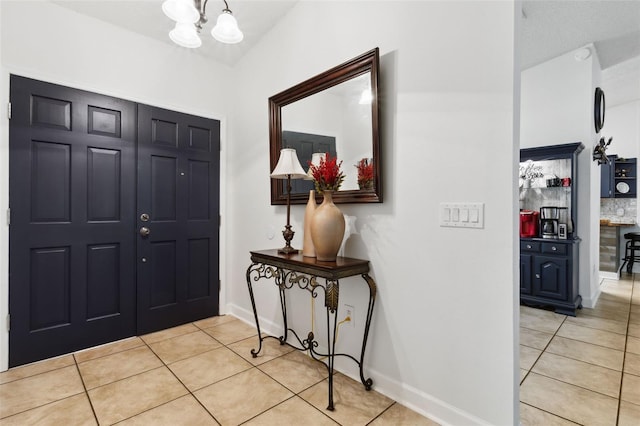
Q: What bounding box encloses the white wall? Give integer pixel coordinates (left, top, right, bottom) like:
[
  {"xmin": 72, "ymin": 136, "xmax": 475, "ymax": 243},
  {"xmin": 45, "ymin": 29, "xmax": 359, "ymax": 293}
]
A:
[
  {"xmin": 0, "ymin": 0, "xmax": 7, "ymax": 372},
  {"xmin": 0, "ymin": 0, "xmax": 233, "ymax": 370},
  {"xmin": 604, "ymin": 101, "xmax": 640, "ymax": 159},
  {"xmin": 602, "ymin": 91, "xmax": 640, "ymax": 242},
  {"xmin": 227, "ymin": 2, "xmax": 517, "ymax": 425},
  {"xmin": 520, "ymin": 47, "xmax": 602, "ymax": 307}
]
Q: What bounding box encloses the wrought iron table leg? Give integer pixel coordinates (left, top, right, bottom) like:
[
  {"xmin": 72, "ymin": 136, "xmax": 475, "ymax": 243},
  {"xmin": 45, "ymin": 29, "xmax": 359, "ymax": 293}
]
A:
[
  {"xmin": 278, "ymin": 282, "xmax": 289, "ymax": 345},
  {"xmin": 326, "ymin": 302, "xmax": 339, "ymax": 411},
  {"xmin": 359, "ymin": 274, "xmax": 377, "ymax": 390},
  {"xmin": 245, "ymin": 263, "xmax": 265, "ymax": 358}
]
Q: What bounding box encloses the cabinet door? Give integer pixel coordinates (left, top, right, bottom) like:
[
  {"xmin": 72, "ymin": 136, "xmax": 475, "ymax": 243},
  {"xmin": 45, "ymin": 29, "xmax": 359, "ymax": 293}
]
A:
[
  {"xmin": 600, "ymin": 155, "xmax": 616, "ymax": 198},
  {"xmin": 533, "ymin": 256, "xmax": 568, "ymax": 301},
  {"xmin": 520, "ymin": 254, "xmax": 532, "ymax": 295}
]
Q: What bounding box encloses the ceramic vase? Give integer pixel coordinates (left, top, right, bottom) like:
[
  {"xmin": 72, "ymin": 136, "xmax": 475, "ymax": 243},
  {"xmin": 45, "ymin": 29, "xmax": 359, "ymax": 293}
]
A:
[
  {"xmin": 310, "ymin": 191, "xmax": 345, "ymax": 262},
  {"xmin": 302, "ymin": 190, "xmax": 317, "ymax": 257}
]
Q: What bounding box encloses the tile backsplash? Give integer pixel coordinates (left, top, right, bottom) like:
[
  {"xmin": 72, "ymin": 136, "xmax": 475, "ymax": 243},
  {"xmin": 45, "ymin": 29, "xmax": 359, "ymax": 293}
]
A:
[{"xmin": 600, "ymin": 198, "xmax": 637, "ymax": 223}]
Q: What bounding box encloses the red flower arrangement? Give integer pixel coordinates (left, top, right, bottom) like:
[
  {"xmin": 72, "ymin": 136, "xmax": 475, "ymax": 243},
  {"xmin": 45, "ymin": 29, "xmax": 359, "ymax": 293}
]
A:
[
  {"xmin": 355, "ymin": 158, "xmax": 374, "ymax": 189},
  {"xmin": 308, "ymin": 152, "xmax": 345, "ymax": 193}
]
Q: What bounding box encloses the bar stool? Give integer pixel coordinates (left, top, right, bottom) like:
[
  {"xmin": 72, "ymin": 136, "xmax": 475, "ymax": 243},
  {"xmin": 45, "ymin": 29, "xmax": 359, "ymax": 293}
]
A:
[{"xmin": 621, "ymin": 232, "xmax": 640, "ymax": 274}]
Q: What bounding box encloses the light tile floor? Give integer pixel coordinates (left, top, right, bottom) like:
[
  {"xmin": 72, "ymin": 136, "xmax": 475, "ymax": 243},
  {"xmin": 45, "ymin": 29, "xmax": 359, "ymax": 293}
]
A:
[
  {"xmin": 520, "ymin": 272, "xmax": 640, "ymax": 425},
  {"xmin": 6, "ymin": 274, "xmax": 638, "ymax": 425},
  {"xmin": 0, "ymin": 315, "xmax": 436, "ymax": 425}
]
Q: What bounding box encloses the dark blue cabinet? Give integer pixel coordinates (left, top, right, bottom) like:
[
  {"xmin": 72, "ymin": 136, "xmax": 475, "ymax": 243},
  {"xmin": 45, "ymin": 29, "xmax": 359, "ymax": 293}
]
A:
[
  {"xmin": 534, "ymin": 255, "xmax": 568, "ymax": 301},
  {"xmin": 600, "ymin": 155, "xmax": 617, "ymax": 198},
  {"xmin": 521, "ymin": 240, "xmax": 580, "ymax": 316},
  {"xmin": 601, "ymin": 156, "xmax": 636, "ymax": 198},
  {"xmin": 520, "ymin": 143, "xmax": 582, "ymax": 316},
  {"xmin": 614, "ymin": 158, "xmax": 637, "ymax": 198},
  {"xmin": 520, "ymin": 254, "xmax": 532, "ymax": 295}
]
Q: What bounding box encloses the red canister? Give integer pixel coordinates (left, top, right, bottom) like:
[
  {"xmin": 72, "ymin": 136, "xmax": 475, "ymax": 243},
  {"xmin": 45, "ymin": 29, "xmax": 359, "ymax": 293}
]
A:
[{"xmin": 519, "ymin": 210, "xmax": 539, "ymax": 238}]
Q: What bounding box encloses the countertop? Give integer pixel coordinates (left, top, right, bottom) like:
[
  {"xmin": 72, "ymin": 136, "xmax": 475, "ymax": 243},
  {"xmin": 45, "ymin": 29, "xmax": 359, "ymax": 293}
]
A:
[{"xmin": 600, "ymin": 218, "xmax": 636, "ymax": 227}]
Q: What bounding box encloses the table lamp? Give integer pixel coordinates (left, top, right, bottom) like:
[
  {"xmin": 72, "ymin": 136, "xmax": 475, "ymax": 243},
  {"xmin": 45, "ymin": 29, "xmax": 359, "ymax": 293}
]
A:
[
  {"xmin": 305, "ymin": 152, "xmax": 326, "ymax": 181},
  {"xmin": 271, "ymin": 148, "xmax": 308, "ymax": 254}
]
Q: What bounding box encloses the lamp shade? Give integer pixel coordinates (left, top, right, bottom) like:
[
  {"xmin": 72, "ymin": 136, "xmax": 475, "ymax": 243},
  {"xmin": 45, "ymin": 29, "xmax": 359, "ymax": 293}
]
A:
[
  {"xmin": 211, "ymin": 10, "xmax": 244, "ymax": 44},
  {"xmin": 271, "ymin": 148, "xmax": 307, "ymax": 179},
  {"xmin": 162, "ymin": 0, "xmax": 200, "ymax": 24},
  {"xmin": 169, "ymin": 22, "xmax": 202, "ymax": 48},
  {"xmin": 306, "ymin": 152, "xmax": 326, "ymax": 180}
]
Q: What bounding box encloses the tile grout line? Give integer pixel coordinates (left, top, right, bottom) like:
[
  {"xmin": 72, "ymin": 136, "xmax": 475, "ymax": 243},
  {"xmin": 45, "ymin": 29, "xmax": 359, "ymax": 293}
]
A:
[
  {"xmin": 616, "ymin": 272, "xmax": 637, "ymax": 425},
  {"xmin": 139, "ymin": 323, "xmax": 223, "ymax": 425},
  {"xmin": 521, "ymin": 311, "xmax": 568, "ymax": 385},
  {"xmin": 519, "ymin": 401, "xmax": 580, "ymax": 425},
  {"xmin": 72, "ymin": 353, "xmax": 100, "ymax": 426},
  {"xmin": 365, "ymin": 402, "xmax": 397, "ymax": 425}
]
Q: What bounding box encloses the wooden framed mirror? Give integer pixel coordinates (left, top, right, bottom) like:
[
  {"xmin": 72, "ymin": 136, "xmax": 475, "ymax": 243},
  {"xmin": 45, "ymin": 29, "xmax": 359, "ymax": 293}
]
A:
[{"xmin": 269, "ymin": 48, "xmax": 381, "ymax": 205}]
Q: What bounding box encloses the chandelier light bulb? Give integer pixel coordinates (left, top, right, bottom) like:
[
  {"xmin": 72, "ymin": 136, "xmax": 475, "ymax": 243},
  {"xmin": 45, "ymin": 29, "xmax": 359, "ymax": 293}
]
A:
[
  {"xmin": 162, "ymin": 0, "xmax": 200, "ymax": 23},
  {"xmin": 169, "ymin": 22, "xmax": 202, "ymax": 48},
  {"xmin": 211, "ymin": 10, "xmax": 244, "ymax": 44}
]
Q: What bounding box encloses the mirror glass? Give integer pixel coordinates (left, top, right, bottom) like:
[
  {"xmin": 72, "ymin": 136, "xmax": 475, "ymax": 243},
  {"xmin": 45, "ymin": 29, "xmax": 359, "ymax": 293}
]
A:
[
  {"xmin": 270, "ymin": 48, "xmax": 381, "ymax": 204},
  {"xmin": 282, "ymin": 73, "xmax": 372, "ymax": 193}
]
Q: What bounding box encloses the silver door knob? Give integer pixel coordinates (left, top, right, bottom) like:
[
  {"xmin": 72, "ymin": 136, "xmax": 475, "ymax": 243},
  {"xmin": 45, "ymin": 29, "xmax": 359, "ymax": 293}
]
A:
[{"xmin": 140, "ymin": 227, "xmax": 150, "ymax": 237}]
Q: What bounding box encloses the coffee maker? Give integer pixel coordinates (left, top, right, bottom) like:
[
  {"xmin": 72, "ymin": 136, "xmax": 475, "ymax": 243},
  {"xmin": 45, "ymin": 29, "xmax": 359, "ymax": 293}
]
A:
[{"xmin": 539, "ymin": 206, "xmax": 567, "ymax": 239}]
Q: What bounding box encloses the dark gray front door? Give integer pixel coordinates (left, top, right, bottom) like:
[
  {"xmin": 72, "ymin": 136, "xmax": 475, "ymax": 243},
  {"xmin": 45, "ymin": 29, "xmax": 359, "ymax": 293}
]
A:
[
  {"xmin": 136, "ymin": 105, "xmax": 220, "ymax": 335},
  {"xmin": 9, "ymin": 76, "xmax": 220, "ymax": 367},
  {"xmin": 9, "ymin": 75, "xmax": 137, "ymax": 367}
]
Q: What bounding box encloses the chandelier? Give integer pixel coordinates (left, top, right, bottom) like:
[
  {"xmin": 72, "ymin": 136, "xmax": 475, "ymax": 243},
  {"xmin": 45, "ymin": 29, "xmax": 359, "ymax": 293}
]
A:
[{"xmin": 162, "ymin": 0, "xmax": 244, "ymax": 48}]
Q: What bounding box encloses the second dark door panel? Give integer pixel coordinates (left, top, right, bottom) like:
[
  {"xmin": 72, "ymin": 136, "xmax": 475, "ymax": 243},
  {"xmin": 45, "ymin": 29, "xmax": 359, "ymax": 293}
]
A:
[{"xmin": 136, "ymin": 104, "xmax": 220, "ymax": 335}]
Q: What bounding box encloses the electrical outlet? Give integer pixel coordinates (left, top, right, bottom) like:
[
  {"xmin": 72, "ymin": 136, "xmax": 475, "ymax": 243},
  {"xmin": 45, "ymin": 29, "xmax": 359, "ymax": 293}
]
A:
[{"xmin": 343, "ymin": 304, "xmax": 355, "ymax": 328}]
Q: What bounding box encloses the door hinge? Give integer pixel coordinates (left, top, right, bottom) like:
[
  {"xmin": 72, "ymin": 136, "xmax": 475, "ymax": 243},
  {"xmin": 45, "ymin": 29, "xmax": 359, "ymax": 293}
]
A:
[
  {"xmin": 219, "ymin": 215, "xmax": 221, "ymax": 227},
  {"xmin": 6, "ymin": 207, "xmax": 9, "ymax": 226},
  {"xmin": 6, "ymin": 314, "xmax": 9, "ymax": 332},
  {"xmin": 219, "ymin": 280, "xmax": 221, "ymax": 293},
  {"xmin": 7, "ymin": 102, "xmax": 11, "ymax": 120}
]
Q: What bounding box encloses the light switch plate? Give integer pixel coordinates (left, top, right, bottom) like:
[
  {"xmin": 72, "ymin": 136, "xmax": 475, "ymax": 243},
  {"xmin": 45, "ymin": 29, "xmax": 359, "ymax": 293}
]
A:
[{"xmin": 440, "ymin": 202, "xmax": 484, "ymax": 229}]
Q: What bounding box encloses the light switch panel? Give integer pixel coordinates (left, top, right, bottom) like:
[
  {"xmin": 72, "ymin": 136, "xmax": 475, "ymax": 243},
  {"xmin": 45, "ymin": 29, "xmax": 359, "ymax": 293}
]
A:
[
  {"xmin": 440, "ymin": 202, "xmax": 484, "ymax": 229},
  {"xmin": 451, "ymin": 208, "xmax": 459, "ymax": 222}
]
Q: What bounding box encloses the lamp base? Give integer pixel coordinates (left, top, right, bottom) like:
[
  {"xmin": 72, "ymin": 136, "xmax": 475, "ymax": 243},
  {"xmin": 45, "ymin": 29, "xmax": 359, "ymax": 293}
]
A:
[
  {"xmin": 278, "ymin": 224, "xmax": 297, "ymax": 255},
  {"xmin": 278, "ymin": 246, "xmax": 299, "ymax": 255}
]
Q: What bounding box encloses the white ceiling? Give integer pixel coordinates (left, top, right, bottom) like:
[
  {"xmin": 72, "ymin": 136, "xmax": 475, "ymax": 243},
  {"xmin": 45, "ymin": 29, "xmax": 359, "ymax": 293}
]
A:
[
  {"xmin": 51, "ymin": 0, "xmax": 640, "ymax": 106},
  {"xmin": 521, "ymin": 0, "xmax": 640, "ymax": 70},
  {"xmin": 54, "ymin": 1, "xmax": 640, "ymax": 69},
  {"xmin": 52, "ymin": 0, "xmax": 298, "ymax": 67}
]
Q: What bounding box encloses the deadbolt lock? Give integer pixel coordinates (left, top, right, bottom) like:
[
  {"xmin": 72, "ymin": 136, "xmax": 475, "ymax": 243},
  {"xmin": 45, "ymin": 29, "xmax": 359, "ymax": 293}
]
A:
[{"xmin": 140, "ymin": 213, "xmax": 150, "ymax": 222}]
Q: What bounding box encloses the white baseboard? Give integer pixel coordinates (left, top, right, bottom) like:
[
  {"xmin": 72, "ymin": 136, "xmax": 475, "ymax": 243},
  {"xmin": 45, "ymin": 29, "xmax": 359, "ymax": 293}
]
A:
[
  {"xmin": 598, "ymin": 271, "xmax": 619, "ymax": 280},
  {"xmin": 227, "ymin": 303, "xmax": 493, "ymax": 426}
]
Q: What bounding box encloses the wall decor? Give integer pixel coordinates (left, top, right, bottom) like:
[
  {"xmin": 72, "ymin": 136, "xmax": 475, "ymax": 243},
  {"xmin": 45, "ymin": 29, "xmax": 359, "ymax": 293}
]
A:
[
  {"xmin": 269, "ymin": 48, "xmax": 382, "ymax": 204},
  {"xmin": 594, "ymin": 86, "xmax": 605, "ymax": 133}
]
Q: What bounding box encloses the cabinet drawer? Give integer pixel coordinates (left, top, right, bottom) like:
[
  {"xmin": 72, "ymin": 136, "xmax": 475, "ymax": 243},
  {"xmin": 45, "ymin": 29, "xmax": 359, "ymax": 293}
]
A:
[
  {"xmin": 521, "ymin": 241, "xmax": 540, "ymax": 252},
  {"xmin": 541, "ymin": 242, "xmax": 567, "ymax": 255}
]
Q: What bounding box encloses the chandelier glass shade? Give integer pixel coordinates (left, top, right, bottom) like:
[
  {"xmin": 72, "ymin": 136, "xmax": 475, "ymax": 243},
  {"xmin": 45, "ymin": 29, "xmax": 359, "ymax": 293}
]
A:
[
  {"xmin": 169, "ymin": 22, "xmax": 202, "ymax": 48},
  {"xmin": 162, "ymin": 0, "xmax": 243, "ymax": 48},
  {"xmin": 211, "ymin": 10, "xmax": 244, "ymax": 44},
  {"xmin": 162, "ymin": 0, "xmax": 199, "ymax": 23}
]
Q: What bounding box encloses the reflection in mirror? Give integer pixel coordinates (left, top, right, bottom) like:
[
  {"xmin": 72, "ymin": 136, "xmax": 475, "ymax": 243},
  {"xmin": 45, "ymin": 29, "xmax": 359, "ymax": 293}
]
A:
[
  {"xmin": 270, "ymin": 48, "xmax": 381, "ymax": 205},
  {"xmin": 519, "ymin": 159, "xmax": 573, "ymax": 233},
  {"xmin": 282, "ymin": 73, "xmax": 373, "ymax": 193}
]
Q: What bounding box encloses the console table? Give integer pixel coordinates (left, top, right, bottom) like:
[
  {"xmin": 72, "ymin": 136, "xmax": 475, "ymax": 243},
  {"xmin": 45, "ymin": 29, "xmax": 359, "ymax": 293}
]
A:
[{"xmin": 245, "ymin": 249, "xmax": 377, "ymax": 410}]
